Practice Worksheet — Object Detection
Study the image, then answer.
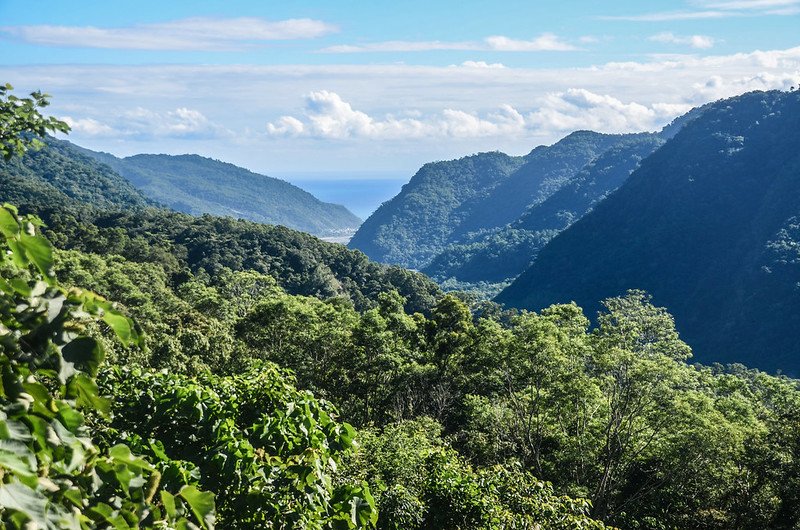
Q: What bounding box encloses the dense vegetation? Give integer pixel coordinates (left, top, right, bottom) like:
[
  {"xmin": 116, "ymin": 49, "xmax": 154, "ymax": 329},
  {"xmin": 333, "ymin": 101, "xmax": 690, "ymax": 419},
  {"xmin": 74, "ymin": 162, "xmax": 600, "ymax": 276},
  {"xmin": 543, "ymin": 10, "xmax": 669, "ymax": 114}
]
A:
[
  {"xmin": 78, "ymin": 147, "xmax": 361, "ymax": 237},
  {"xmin": 4, "ymin": 84, "xmax": 800, "ymax": 529},
  {"xmin": 498, "ymin": 89, "xmax": 800, "ymax": 374},
  {"xmin": 43, "ymin": 238, "xmax": 800, "ymax": 529},
  {"xmin": 349, "ymin": 131, "xmax": 665, "ymax": 286}
]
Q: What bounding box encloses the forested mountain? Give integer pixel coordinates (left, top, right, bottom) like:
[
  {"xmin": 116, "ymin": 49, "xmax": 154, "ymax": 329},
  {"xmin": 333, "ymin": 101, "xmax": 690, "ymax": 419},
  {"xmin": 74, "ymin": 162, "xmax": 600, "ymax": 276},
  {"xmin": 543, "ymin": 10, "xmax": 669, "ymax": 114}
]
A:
[
  {"xmin": 497, "ymin": 89, "xmax": 800, "ymax": 373},
  {"xmin": 0, "ymin": 137, "xmax": 441, "ymax": 313},
  {"xmin": 348, "ymin": 151, "xmax": 524, "ymax": 268},
  {"xmin": 423, "ymin": 134, "xmax": 666, "ymax": 284},
  {"xmin": 350, "ymin": 132, "xmax": 653, "ymax": 270},
  {"xmin": 77, "ymin": 146, "xmax": 361, "ymax": 236},
  {"xmin": 349, "ymin": 130, "xmax": 676, "ymax": 290},
  {"xmin": 0, "ymin": 136, "xmax": 152, "ymax": 209}
]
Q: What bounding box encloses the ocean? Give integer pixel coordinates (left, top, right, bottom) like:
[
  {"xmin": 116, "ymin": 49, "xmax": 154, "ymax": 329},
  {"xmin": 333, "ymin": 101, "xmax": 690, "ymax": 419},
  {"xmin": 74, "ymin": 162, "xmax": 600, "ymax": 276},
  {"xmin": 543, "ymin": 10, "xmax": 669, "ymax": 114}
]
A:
[{"xmin": 286, "ymin": 176, "xmax": 408, "ymax": 221}]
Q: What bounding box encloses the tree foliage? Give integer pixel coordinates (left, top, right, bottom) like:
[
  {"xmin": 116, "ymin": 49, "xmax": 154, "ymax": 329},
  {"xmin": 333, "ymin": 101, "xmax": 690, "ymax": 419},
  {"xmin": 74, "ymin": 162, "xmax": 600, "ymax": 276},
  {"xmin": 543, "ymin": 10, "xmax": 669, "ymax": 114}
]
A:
[
  {"xmin": 0, "ymin": 84, "xmax": 70, "ymax": 160},
  {"xmin": 0, "ymin": 203, "xmax": 214, "ymax": 528}
]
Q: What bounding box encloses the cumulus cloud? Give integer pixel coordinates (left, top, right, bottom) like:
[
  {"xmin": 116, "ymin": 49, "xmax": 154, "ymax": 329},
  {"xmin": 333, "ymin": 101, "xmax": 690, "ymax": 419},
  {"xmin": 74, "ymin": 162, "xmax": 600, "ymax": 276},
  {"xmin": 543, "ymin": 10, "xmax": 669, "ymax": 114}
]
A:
[
  {"xmin": 649, "ymin": 32, "xmax": 716, "ymax": 49},
  {"xmin": 690, "ymin": 71, "xmax": 800, "ymax": 100},
  {"xmin": 320, "ymin": 33, "xmax": 577, "ymax": 53},
  {"xmin": 528, "ymin": 89, "xmax": 693, "ymax": 133},
  {"xmin": 60, "ymin": 116, "xmax": 114, "ymax": 136},
  {"xmin": 266, "ymin": 91, "xmax": 530, "ymax": 139},
  {"xmin": 123, "ymin": 107, "xmax": 226, "ymax": 138},
  {"xmin": 0, "ymin": 17, "xmax": 338, "ymax": 51},
  {"xmin": 5, "ymin": 42, "xmax": 799, "ymax": 169},
  {"xmin": 62, "ymin": 107, "xmax": 229, "ymax": 140},
  {"xmin": 266, "ymin": 89, "xmax": 690, "ymax": 141}
]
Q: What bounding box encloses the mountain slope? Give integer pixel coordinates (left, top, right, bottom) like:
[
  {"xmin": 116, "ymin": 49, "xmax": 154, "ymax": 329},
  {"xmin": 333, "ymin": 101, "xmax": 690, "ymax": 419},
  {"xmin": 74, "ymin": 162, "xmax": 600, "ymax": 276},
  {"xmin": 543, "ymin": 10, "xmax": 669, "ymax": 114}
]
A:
[
  {"xmin": 79, "ymin": 149, "xmax": 361, "ymax": 237},
  {"xmin": 349, "ymin": 132, "xmax": 648, "ymax": 270},
  {"xmin": 0, "ymin": 137, "xmax": 151, "ymax": 210},
  {"xmin": 347, "ymin": 152, "xmax": 524, "ymax": 268},
  {"xmin": 0, "ymin": 138, "xmax": 442, "ymax": 313},
  {"xmin": 423, "ymin": 133, "xmax": 665, "ymax": 283},
  {"xmin": 497, "ymin": 90, "xmax": 800, "ymax": 372}
]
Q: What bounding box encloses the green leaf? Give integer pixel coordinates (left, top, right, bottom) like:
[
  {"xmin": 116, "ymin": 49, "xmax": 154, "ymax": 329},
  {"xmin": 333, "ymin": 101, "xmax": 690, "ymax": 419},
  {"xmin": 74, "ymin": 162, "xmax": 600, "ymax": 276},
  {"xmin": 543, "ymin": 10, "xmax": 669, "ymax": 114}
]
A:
[
  {"xmin": 101, "ymin": 309, "xmax": 136, "ymax": 346},
  {"xmin": 161, "ymin": 490, "xmax": 177, "ymax": 519},
  {"xmin": 109, "ymin": 444, "xmax": 154, "ymax": 472},
  {"xmin": 62, "ymin": 336, "xmax": 105, "ymax": 378},
  {"xmin": 6, "ymin": 238, "xmax": 27, "ymax": 269},
  {"xmin": 0, "ymin": 206, "xmax": 19, "ymax": 238},
  {"xmin": 179, "ymin": 485, "xmax": 216, "ymax": 530},
  {"xmin": 19, "ymin": 233, "xmax": 53, "ymax": 280},
  {"xmin": 0, "ymin": 480, "xmax": 59, "ymax": 528},
  {"xmin": 66, "ymin": 373, "xmax": 111, "ymax": 416}
]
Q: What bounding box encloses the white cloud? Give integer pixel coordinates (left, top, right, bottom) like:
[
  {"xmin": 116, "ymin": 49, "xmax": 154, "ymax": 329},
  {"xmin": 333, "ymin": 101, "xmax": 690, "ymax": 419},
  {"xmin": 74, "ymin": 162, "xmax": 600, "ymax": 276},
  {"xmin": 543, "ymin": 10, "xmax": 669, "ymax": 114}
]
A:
[
  {"xmin": 266, "ymin": 116, "xmax": 305, "ymax": 136},
  {"xmin": 266, "ymin": 89, "xmax": 691, "ymax": 141},
  {"xmin": 320, "ymin": 33, "xmax": 577, "ymax": 53},
  {"xmin": 602, "ymin": 10, "xmax": 736, "ymax": 21},
  {"xmin": 696, "ymin": 0, "xmax": 799, "ymax": 9},
  {"xmin": 458, "ymin": 61, "xmax": 507, "ymax": 69},
  {"xmin": 603, "ymin": 0, "xmax": 799, "ymax": 20},
  {"xmin": 0, "ymin": 17, "xmax": 338, "ymax": 51},
  {"xmin": 321, "ymin": 41, "xmax": 474, "ymax": 53},
  {"xmin": 62, "ymin": 107, "xmax": 229, "ymax": 140},
  {"xmin": 60, "ymin": 116, "xmax": 114, "ymax": 136},
  {"xmin": 649, "ymin": 32, "xmax": 717, "ymax": 49},
  {"xmin": 484, "ymin": 34, "xmax": 578, "ymax": 51},
  {"xmin": 528, "ymin": 89, "xmax": 693, "ymax": 133},
  {"xmin": 267, "ymin": 91, "xmax": 532, "ymax": 139},
  {"xmin": 690, "ymin": 71, "xmax": 800, "ymax": 100},
  {"xmin": 4, "ymin": 43, "xmax": 799, "ymax": 170}
]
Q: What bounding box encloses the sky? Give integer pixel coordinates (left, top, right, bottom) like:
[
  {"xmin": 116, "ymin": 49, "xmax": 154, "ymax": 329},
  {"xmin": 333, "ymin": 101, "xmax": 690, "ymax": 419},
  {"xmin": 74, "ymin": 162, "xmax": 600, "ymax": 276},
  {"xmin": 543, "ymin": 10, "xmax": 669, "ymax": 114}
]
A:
[{"xmin": 0, "ymin": 0, "xmax": 799, "ymax": 177}]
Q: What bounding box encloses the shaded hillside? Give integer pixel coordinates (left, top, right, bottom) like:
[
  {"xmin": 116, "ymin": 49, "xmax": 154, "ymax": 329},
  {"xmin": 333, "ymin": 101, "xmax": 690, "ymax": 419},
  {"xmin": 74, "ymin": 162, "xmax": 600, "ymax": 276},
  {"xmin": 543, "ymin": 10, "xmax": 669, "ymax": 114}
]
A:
[
  {"xmin": 497, "ymin": 90, "xmax": 800, "ymax": 373},
  {"xmin": 79, "ymin": 148, "xmax": 361, "ymax": 237},
  {"xmin": 424, "ymin": 134, "xmax": 665, "ymax": 283},
  {"xmin": 451, "ymin": 131, "xmax": 636, "ymax": 238},
  {"xmin": 0, "ymin": 137, "xmax": 151, "ymax": 209},
  {"xmin": 349, "ymin": 131, "xmax": 662, "ymax": 272}
]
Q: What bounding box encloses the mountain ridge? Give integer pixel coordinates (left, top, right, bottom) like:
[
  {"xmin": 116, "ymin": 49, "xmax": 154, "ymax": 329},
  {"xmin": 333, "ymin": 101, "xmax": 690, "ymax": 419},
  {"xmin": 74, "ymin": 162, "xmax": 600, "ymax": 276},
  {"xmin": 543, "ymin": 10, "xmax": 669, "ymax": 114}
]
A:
[{"xmin": 77, "ymin": 146, "xmax": 362, "ymax": 237}]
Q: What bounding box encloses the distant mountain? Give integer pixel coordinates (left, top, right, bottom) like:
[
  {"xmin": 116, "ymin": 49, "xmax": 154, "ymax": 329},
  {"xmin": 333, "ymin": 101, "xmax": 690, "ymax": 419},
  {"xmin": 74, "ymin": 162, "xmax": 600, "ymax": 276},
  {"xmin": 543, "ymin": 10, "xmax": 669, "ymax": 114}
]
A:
[
  {"xmin": 349, "ymin": 131, "xmax": 652, "ymax": 270},
  {"xmin": 497, "ymin": 90, "xmax": 800, "ymax": 373},
  {"xmin": 77, "ymin": 148, "xmax": 361, "ymax": 237},
  {"xmin": 0, "ymin": 138, "xmax": 442, "ymax": 313}
]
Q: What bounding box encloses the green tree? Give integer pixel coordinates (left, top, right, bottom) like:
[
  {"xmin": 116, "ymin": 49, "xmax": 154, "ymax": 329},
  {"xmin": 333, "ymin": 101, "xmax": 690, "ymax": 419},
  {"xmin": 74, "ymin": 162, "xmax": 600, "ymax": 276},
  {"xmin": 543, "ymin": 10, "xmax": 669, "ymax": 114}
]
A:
[
  {"xmin": 0, "ymin": 204, "xmax": 214, "ymax": 528},
  {"xmin": 0, "ymin": 83, "xmax": 70, "ymax": 159}
]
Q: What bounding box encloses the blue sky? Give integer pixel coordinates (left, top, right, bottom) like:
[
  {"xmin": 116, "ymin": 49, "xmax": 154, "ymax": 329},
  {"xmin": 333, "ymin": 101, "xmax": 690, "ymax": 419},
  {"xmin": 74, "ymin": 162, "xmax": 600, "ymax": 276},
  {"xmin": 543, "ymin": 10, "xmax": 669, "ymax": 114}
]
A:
[{"xmin": 1, "ymin": 0, "xmax": 798, "ymax": 175}]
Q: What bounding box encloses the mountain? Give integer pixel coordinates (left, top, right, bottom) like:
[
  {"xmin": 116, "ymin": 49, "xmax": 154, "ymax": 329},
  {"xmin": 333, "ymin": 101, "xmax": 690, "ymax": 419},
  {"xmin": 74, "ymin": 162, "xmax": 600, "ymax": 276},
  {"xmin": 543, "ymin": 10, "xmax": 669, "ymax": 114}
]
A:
[
  {"xmin": 0, "ymin": 137, "xmax": 442, "ymax": 313},
  {"xmin": 0, "ymin": 136, "xmax": 151, "ymax": 211},
  {"xmin": 77, "ymin": 147, "xmax": 361, "ymax": 237},
  {"xmin": 422, "ymin": 133, "xmax": 666, "ymax": 284},
  {"xmin": 348, "ymin": 152, "xmax": 524, "ymax": 268},
  {"xmin": 349, "ymin": 132, "xmax": 654, "ymax": 271},
  {"xmin": 497, "ymin": 90, "xmax": 800, "ymax": 373}
]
